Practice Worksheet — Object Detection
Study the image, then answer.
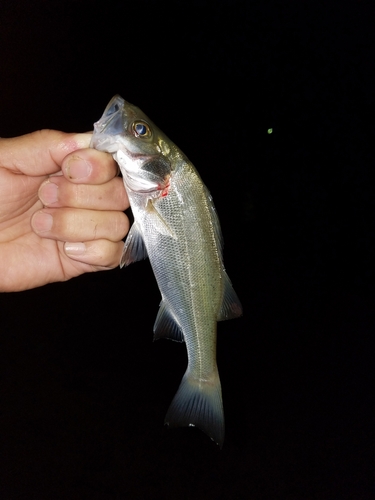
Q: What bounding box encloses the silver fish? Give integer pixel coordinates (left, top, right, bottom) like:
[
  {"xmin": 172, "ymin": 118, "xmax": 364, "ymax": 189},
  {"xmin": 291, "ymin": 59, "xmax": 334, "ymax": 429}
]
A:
[{"xmin": 91, "ymin": 95, "xmax": 242, "ymax": 447}]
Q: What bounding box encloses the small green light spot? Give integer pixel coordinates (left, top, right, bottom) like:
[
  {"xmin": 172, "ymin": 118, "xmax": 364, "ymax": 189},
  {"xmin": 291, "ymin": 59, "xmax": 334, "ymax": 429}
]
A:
[{"xmin": 267, "ymin": 128, "xmax": 273, "ymax": 134}]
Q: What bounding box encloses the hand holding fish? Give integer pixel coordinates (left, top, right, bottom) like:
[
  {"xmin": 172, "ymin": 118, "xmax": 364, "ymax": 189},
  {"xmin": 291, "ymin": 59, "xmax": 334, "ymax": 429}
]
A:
[{"xmin": 0, "ymin": 130, "xmax": 129, "ymax": 292}]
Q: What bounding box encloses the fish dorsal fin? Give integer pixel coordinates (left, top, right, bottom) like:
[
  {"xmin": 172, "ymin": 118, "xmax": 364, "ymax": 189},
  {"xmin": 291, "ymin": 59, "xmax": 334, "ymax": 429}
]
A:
[
  {"xmin": 120, "ymin": 222, "xmax": 148, "ymax": 268},
  {"xmin": 217, "ymin": 271, "xmax": 243, "ymax": 321},
  {"xmin": 153, "ymin": 300, "xmax": 184, "ymax": 342},
  {"xmin": 146, "ymin": 199, "xmax": 177, "ymax": 239}
]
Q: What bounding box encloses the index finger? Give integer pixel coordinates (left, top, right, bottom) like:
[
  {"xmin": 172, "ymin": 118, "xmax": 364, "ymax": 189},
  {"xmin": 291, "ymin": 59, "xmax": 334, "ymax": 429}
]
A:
[{"xmin": 0, "ymin": 130, "xmax": 92, "ymax": 176}]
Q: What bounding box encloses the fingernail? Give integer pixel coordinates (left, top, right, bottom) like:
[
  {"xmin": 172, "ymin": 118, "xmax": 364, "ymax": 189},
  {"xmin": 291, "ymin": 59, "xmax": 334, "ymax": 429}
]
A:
[
  {"xmin": 64, "ymin": 242, "xmax": 86, "ymax": 256},
  {"xmin": 32, "ymin": 212, "xmax": 53, "ymax": 233},
  {"xmin": 39, "ymin": 181, "xmax": 58, "ymax": 205},
  {"xmin": 66, "ymin": 156, "xmax": 92, "ymax": 179}
]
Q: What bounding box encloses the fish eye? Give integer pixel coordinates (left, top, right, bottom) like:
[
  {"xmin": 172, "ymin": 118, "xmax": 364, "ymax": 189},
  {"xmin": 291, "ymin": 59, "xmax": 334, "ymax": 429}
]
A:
[{"xmin": 133, "ymin": 121, "xmax": 151, "ymax": 138}]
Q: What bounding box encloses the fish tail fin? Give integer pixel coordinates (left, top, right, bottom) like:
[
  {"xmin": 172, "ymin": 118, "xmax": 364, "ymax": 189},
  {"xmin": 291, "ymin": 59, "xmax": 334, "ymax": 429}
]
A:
[{"xmin": 164, "ymin": 368, "xmax": 225, "ymax": 448}]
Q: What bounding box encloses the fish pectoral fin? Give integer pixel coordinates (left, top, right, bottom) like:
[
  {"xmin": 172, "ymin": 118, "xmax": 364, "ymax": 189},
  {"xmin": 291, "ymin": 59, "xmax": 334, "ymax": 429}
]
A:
[
  {"xmin": 164, "ymin": 369, "xmax": 225, "ymax": 448},
  {"xmin": 217, "ymin": 271, "xmax": 243, "ymax": 321},
  {"xmin": 146, "ymin": 199, "xmax": 177, "ymax": 239},
  {"xmin": 153, "ymin": 300, "xmax": 184, "ymax": 342},
  {"xmin": 120, "ymin": 222, "xmax": 148, "ymax": 268}
]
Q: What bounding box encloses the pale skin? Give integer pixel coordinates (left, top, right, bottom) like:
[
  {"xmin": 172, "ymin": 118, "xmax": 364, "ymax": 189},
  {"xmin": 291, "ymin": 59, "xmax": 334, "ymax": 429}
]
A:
[{"xmin": 0, "ymin": 130, "xmax": 130, "ymax": 292}]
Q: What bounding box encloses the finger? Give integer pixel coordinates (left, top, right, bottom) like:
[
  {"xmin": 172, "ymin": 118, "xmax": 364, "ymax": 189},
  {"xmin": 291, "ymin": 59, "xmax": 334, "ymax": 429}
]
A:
[
  {"xmin": 31, "ymin": 208, "xmax": 129, "ymax": 242},
  {"xmin": 38, "ymin": 176, "xmax": 129, "ymax": 211},
  {"xmin": 0, "ymin": 130, "xmax": 92, "ymax": 176},
  {"xmin": 63, "ymin": 239, "xmax": 124, "ymax": 268},
  {"xmin": 61, "ymin": 148, "xmax": 119, "ymax": 184}
]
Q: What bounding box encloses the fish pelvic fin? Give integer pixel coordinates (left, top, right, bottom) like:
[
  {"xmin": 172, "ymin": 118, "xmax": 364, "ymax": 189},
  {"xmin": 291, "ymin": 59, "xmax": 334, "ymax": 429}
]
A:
[
  {"xmin": 164, "ymin": 368, "xmax": 225, "ymax": 448},
  {"xmin": 153, "ymin": 300, "xmax": 184, "ymax": 342},
  {"xmin": 218, "ymin": 271, "xmax": 243, "ymax": 321},
  {"xmin": 120, "ymin": 222, "xmax": 148, "ymax": 268}
]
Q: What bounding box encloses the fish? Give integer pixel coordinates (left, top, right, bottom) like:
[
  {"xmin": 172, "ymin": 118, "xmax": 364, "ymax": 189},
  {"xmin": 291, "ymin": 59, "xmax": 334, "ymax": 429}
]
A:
[{"xmin": 90, "ymin": 95, "xmax": 242, "ymax": 447}]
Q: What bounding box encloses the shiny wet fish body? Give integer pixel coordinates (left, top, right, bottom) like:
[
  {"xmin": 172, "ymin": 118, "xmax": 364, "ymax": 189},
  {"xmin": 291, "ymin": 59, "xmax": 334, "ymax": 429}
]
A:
[{"xmin": 91, "ymin": 95, "xmax": 242, "ymax": 447}]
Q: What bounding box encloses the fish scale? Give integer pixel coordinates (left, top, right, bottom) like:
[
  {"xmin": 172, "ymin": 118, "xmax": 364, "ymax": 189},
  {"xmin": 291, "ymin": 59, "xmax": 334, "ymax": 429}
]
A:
[{"xmin": 90, "ymin": 95, "xmax": 242, "ymax": 447}]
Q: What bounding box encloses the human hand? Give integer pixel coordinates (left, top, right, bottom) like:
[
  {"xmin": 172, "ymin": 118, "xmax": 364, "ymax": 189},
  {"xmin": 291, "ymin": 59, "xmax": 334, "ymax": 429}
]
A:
[{"xmin": 0, "ymin": 130, "xmax": 129, "ymax": 292}]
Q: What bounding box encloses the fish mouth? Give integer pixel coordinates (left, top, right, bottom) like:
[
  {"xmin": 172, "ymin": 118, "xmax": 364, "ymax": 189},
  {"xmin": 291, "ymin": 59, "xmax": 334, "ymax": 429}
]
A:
[
  {"xmin": 90, "ymin": 134, "xmax": 120, "ymax": 153},
  {"xmin": 90, "ymin": 95, "xmax": 126, "ymax": 151}
]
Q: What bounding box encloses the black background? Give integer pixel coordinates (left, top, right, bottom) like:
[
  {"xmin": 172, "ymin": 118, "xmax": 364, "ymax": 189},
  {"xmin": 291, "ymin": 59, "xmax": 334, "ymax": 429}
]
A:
[{"xmin": 1, "ymin": 1, "xmax": 374, "ymax": 498}]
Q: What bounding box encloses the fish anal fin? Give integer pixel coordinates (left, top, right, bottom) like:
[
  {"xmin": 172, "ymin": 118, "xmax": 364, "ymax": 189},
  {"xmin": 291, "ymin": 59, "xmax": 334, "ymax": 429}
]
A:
[
  {"xmin": 153, "ymin": 301, "xmax": 184, "ymax": 342},
  {"xmin": 120, "ymin": 222, "xmax": 148, "ymax": 268},
  {"xmin": 218, "ymin": 271, "xmax": 243, "ymax": 321},
  {"xmin": 164, "ymin": 369, "xmax": 225, "ymax": 448}
]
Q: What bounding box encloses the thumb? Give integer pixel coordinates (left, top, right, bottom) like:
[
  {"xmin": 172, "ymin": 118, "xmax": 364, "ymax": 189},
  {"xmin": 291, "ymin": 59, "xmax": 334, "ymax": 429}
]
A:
[{"xmin": 0, "ymin": 130, "xmax": 92, "ymax": 176}]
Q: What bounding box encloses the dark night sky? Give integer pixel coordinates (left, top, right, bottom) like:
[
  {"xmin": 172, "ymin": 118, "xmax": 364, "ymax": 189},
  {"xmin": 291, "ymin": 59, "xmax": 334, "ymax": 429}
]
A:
[{"xmin": 1, "ymin": 1, "xmax": 374, "ymax": 498}]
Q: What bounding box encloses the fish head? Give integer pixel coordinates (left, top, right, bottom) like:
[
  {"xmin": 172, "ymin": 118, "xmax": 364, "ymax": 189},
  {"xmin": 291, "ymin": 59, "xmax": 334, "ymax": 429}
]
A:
[{"xmin": 91, "ymin": 95, "xmax": 173, "ymax": 194}]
